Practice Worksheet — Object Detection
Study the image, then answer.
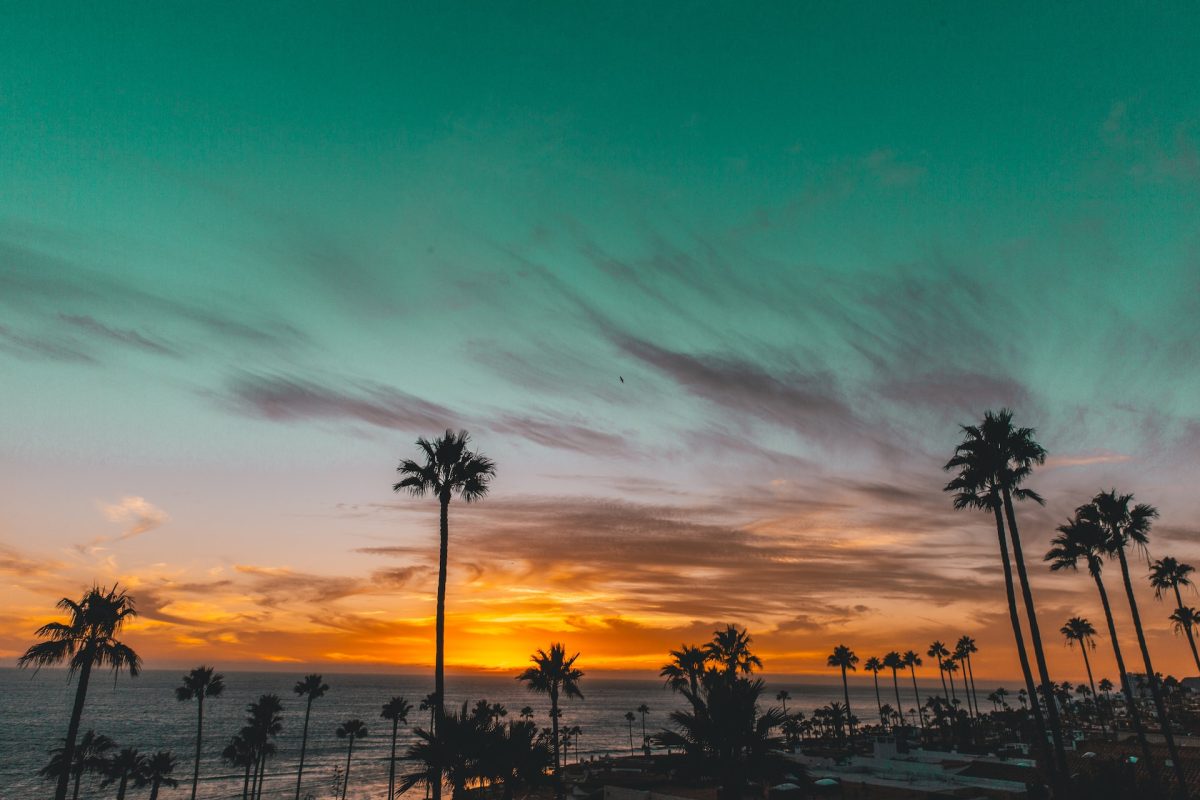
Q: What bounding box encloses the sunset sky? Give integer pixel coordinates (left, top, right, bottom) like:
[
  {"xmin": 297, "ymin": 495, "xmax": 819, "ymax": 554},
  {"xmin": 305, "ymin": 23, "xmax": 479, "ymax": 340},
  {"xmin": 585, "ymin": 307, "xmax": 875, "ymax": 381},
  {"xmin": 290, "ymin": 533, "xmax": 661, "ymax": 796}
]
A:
[{"xmin": 2, "ymin": 3, "xmax": 1200, "ymax": 685}]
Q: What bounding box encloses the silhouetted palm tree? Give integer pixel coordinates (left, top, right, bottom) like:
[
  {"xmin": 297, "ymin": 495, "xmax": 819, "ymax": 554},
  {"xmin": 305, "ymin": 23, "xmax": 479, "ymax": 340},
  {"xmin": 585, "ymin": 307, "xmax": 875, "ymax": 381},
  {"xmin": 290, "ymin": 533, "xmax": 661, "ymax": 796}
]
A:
[
  {"xmin": 882, "ymin": 652, "xmax": 905, "ymax": 726},
  {"xmin": 421, "ymin": 692, "xmax": 439, "ymax": 730},
  {"xmin": 18, "ymin": 585, "xmax": 141, "ymax": 800},
  {"xmin": 826, "ymin": 645, "xmax": 858, "ymax": 736},
  {"xmin": 1150, "ymin": 557, "xmax": 1200, "ymax": 673},
  {"xmin": 100, "ymin": 748, "xmax": 145, "ymax": 800},
  {"xmin": 661, "ymin": 644, "xmax": 707, "ymax": 707},
  {"xmin": 519, "ymin": 706, "xmax": 534, "ymax": 721},
  {"xmin": 1060, "ymin": 617, "xmax": 1106, "ymax": 737},
  {"xmin": 943, "ymin": 656, "xmax": 960, "ymax": 706},
  {"xmin": 335, "ymin": 719, "xmax": 367, "ymax": 800},
  {"xmin": 1171, "ymin": 607, "xmax": 1200, "ymax": 670},
  {"xmin": 624, "ymin": 711, "xmax": 636, "ymax": 753},
  {"xmin": 637, "ymin": 703, "xmax": 650, "ymax": 751},
  {"xmin": 381, "ymin": 696, "xmax": 412, "ymax": 800},
  {"xmin": 393, "ymin": 429, "xmax": 495, "ymax": 760},
  {"xmin": 245, "ymin": 694, "xmax": 283, "ymax": 800},
  {"xmin": 1047, "ymin": 510, "xmax": 1157, "ymax": 779},
  {"xmin": 863, "ymin": 658, "xmax": 885, "ymax": 726},
  {"xmin": 955, "ymin": 636, "xmax": 980, "ymax": 718},
  {"xmin": 1089, "ymin": 489, "xmax": 1188, "ymax": 794},
  {"xmin": 516, "ymin": 643, "xmax": 583, "ymax": 799},
  {"xmin": 39, "ymin": 729, "xmax": 114, "ymax": 800},
  {"xmin": 945, "ymin": 413, "xmax": 1065, "ymax": 775},
  {"xmin": 901, "ymin": 651, "xmax": 926, "ymax": 731},
  {"xmin": 292, "ymin": 673, "xmax": 328, "ymax": 800},
  {"xmin": 221, "ymin": 734, "xmax": 255, "ymax": 800},
  {"xmin": 705, "ymin": 625, "xmax": 762, "ymax": 677},
  {"xmin": 136, "ymin": 751, "xmax": 179, "ymax": 800},
  {"xmin": 775, "ymin": 689, "xmax": 791, "ymax": 716},
  {"xmin": 927, "ymin": 641, "xmax": 951, "ymax": 701},
  {"xmin": 176, "ymin": 665, "xmax": 225, "ymax": 800}
]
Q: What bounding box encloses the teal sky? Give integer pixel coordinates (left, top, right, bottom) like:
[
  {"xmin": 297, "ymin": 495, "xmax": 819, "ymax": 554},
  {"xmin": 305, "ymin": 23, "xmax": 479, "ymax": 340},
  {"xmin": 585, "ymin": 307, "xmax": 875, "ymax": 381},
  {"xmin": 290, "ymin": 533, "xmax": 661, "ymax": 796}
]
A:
[{"xmin": 2, "ymin": 3, "xmax": 1200, "ymax": 675}]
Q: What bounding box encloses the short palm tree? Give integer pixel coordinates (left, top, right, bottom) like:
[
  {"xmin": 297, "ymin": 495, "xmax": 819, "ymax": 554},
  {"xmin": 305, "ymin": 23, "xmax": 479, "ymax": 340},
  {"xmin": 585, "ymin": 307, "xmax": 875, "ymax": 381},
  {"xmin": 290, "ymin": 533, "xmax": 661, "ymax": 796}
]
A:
[
  {"xmin": 882, "ymin": 652, "xmax": 905, "ymax": 726},
  {"xmin": 775, "ymin": 689, "xmax": 791, "ymax": 716},
  {"xmin": 624, "ymin": 711, "xmax": 636, "ymax": 753},
  {"xmin": 381, "ymin": 696, "xmax": 412, "ymax": 800},
  {"xmin": 220, "ymin": 734, "xmax": 255, "ymax": 800},
  {"xmin": 18, "ymin": 585, "xmax": 141, "ymax": 800},
  {"xmin": 1089, "ymin": 489, "xmax": 1188, "ymax": 793},
  {"xmin": 863, "ymin": 658, "xmax": 884, "ymax": 727},
  {"xmin": 136, "ymin": 750, "xmax": 179, "ymax": 800},
  {"xmin": 901, "ymin": 651, "xmax": 926, "ymax": 731},
  {"xmin": 393, "ymin": 430, "xmax": 495, "ymax": 754},
  {"xmin": 293, "ymin": 673, "xmax": 329, "ymax": 800},
  {"xmin": 1150, "ymin": 557, "xmax": 1200, "ymax": 673},
  {"xmin": 516, "ymin": 643, "xmax": 583, "ymax": 799},
  {"xmin": 335, "ymin": 719, "xmax": 367, "ymax": 800},
  {"xmin": 100, "ymin": 747, "xmax": 145, "ymax": 800},
  {"xmin": 705, "ymin": 625, "xmax": 762, "ymax": 677},
  {"xmin": 955, "ymin": 636, "xmax": 980, "ymax": 718},
  {"xmin": 1060, "ymin": 617, "xmax": 1106, "ymax": 737},
  {"xmin": 637, "ymin": 703, "xmax": 650, "ymax": 751},
  {"xmin": 943, "ymin": 656, "xmax": 960, "ymax": 705},
  {"xmin": 245, "ymin": 694, "xmax": 284, "ymax": 800},
  {"xmin": 176, "ymin": 665, "xmax": 225, "ymax": 800},
  {"xmin": 39, "ymin": 729, "xmax": 115, "ymax": 800},
  {"xmin": 826, "ymin": 645, "xmax": 858, "ymax": 736}
]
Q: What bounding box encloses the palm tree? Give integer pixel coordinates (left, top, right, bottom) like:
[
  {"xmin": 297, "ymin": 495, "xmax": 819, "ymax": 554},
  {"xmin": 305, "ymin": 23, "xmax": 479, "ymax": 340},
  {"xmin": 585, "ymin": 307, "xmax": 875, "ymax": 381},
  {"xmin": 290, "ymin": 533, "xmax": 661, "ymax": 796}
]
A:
[
  {"xmin": 863, "ymin": 658, "xmax": 885, "ymax": 726},
  {"xmin": 393, "ymin": 430, "xmax": 495, "ymax": 750},
  {"xmin": 955, "ymin": 636, "xmax": 980, "ymax": 718},
  {"xmin": 1060, "ymin": 617, "xmax": 1106, "ymax": 736},
  {"xmin": 520, "ymin": 706, "xmax": 534, "ymax": 721},
  {"xmin": 1150, "ymin": 557, "xmax": 1200, "ymax": 673},
  {"xmin": 221, "ymin": 734, "xmax": 255, "ymax": 800},
  {"xmin": 775, "ymin": 689, "xmax": 791, "ymax": 717},
  {"xmin": 826, "ymin": 645, "xmax": 858, "ymax": 737},
  {"xmin": 136, "ymin": 751, "xmax": 179, "ymax": 800},
  {"xmin": 901, "ymin": 651, "xmax": 926, "ymax": 731},
  {"xmin": 516, "ymin": 643, "xmax": 583, "ymax": 799},
  {"xmin": 18, "ymin": 585, "xmax": 141, "ymax": 800},
  {"xmin": 293, "ymin": 673, "xmax": 328, "ymax": 800},
  {"xmin": 335, "ymin": 719, "xmax": 367, "ymax": 800},
  {"xmin": 1170, "ymin": 607, "xmax": 1200, "ymax": 671},
  {"xmin": 705, "ymin": 625, "xmax": 762, "ymax": 677},
  {"xmin": 661, "ymin": 644, "xmax": 707, "ymax": 707},
  {"xmin": 637, "ymin": 703, "xmax": 650, "ymax": 752},
  {"xmin": 927, "ymin": 641, "xmax": 951, "ymax": 701},
  {"xmin": 1089, "ymin": 489, "xmax": 1188, "ymax": 794},
  {"xmin": 245, "ymin": 694, "xmax": 284, "ymax": 800},
  {"xmin": 882, "ymin": 652, "xmax": 905, "ymax": 727},
  {"xmin": 421, "ymin": 692, "xmax": 439, "ymax": 730},
  {"xmin": 176, "ymin": 665, "xmax": 225, "ymax": 800},
  {"xmin": 39, "ymin": 729, "xmax": 115, "ymax": 800},
  {"xmin": 382, "ymin": 696, "xmax": 412, "ymax": 800},
  {"xmin": 945, "ymin": 413, "xmax": 1065, "ymax": 775},
  {"xmin": 624, "ymin": 711, "xmax": 636, "ymax": 753},
  {"xmin": 100, "ymin": 748, "xmax": 145, "ymax": 800},
  {"xmin": 1047, "ymin": 509, "xmax": 1157, "ymax": 779},
  {"xmin": 943, "ymin": 657, "xmax": 960, "ymax": 707}
]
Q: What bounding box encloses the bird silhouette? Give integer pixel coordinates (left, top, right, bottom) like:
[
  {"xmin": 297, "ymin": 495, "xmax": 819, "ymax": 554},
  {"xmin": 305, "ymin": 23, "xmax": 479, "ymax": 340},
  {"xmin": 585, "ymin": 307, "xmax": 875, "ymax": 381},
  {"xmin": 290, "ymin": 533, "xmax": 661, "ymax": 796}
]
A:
[{"xmin": 619, "ymin": 376, "xmax": 624, "ymax": 383}]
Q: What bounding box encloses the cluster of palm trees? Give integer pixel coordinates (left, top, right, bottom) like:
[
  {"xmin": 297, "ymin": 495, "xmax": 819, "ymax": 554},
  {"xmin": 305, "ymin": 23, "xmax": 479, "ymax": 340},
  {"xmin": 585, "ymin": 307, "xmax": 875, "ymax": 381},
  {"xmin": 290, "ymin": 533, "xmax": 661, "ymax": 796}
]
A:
[
  {"xmin": 40, "ymin": 731, "xmax": 178, "ymax": 800},
  {"xmin": 622, "ymin": 704, "xmax": 651, "ymax": 755},
  {"xmin": 851, "ymin": 637, "xmax": 982, "ymax": 737}
]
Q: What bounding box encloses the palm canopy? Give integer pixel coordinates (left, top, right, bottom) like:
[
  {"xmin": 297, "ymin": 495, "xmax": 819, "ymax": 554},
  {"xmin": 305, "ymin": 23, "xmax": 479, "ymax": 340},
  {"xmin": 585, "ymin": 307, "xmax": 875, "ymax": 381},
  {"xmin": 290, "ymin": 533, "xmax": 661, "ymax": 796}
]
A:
[
  {"xmin": 516, "ymin": 644, "xmax": 584, "ymax": 700},
  {"xmin": 393, "ymin": 429, "xmax": 496, "ymax": 502},
  {"xmin": 1061, "ymin": 616, "xmax": 1097, "ymax": 648},
  {"xmin": 294, "ymin": 673, "xmax": 329, "ymax": 701},
  {"xmin": 882, "ymin": 651, "xmax": 903, "ymax": 670},
  {"xmin": 901, "ymin": 650, "xmax": 922, "ymax": 668},
  {"xmin": 1170, "ymin": 607, "xmax": 1199, "ymax": 636},
  {"xmin": 382, "ymin": 696, "xmax": 412, "ymax": 722},
  {"xmin": 827, "ymin": 645, "xmax": 858, "ymax": 671},
  {"xmin": 136, "ymin": 751, "xmax": 179, "ymax": 789},
  {"xmin": 337, "ymin": 719, "xmax": 368, "ymax": 739},
  {"xmin": 863, "ymin": 657, "xmax": 882, "ymax": 674},
  {"xmin": 955, "ymin": 636, "xmax": 977, "ymax": 657},
  {"xmin": 706, "ymin": 625, "xmax": 763, "ymax": 676},
  {"xmin": 661, "ymin": 644, "xmax": 707, "ymax": 691},
  {"xmin": 943, "ymin": 409, "xmax": 1046, "ymax": 506},
  {"xmin": 1087, "ymin": 489, "xmax": 1158, "ymax": 555},
  {"xmin": 1046, "ymin": 510, "xmax": 1108, "ymax": 576},
  {"xmin": 1149, "ymin": 556, "xmax": 1194, "ymax": 599},
  {"xmin": 18, "ymin": 584, "xmax": 141, "ymax": 676},
  {"xmin": 926, "ymin": 641, "xmax": 949, "ymax": 662},
  {"xmin": 176, "ymin": 666, "xmax": 224, "ymax": 701}
]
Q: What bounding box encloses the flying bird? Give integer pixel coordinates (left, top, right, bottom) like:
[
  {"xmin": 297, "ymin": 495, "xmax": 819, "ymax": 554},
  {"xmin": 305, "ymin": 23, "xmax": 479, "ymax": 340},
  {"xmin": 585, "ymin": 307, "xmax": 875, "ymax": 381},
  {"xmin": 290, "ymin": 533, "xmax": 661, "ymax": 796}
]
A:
[{"xmin": 619, "ymin": 376, "xmax": 624, "ymax": 383}]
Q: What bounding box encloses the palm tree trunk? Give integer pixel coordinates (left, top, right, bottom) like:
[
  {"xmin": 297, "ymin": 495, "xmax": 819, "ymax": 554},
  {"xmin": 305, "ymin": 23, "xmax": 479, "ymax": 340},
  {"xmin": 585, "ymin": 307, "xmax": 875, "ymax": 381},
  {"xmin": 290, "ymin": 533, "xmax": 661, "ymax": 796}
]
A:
[
  {"xmin": 433, "ymin": 495, "xmax": 449, "ymax": 800},
  {"xmin": 890, "ymin": 669, "xmax": 903, "ymax": 726},
  {"xmin": 990, "ymin": 502, "xmax": 1056, "ymax": 780},
  {"xmin": 908, "ymin": 666, "xmax": 926, "ymax": 731},
  {"xmin": 71, "ymin": 770, "xmax": 81, "ymax": 800},
  {"xmin": 841, "ymin": 665, "xmax": 853, "ymax": 737},
  {"xmin": 550, "ymin": 689, "xmax": 562, "ymax": 800},
  {"xmin": 117, "ymin": 773, "xmax": 129, "ymax": 800},
  {"xmin": 937, "ymin": 663, "xmax": 949, "ymax": 701},
  {"xmin": 1116, "ymin": 545, "xmax": 1188, "ymax": 796},
  {"xmin": 191, "ymin": 695, "xmax": 204, "ymax": 800},
  {"xmin": 55, "ymin": 654, "xmax": 93, "ymax": 800},
  {"xmin": 341, "ymin": 736, "xmax": 354, "ymax": 800},
  {"xmin": 256, "ymin": 747, "xmax": 267, "ymax": 800},
  {"xmin": 1001, "ymin": 489, "xmax": 1069, "ymax": 774},
  {"xmin": 872, "ymin": 672, "xmax": 884, "ymax": 726},
  {"xmin": 1078, "ymin": 644, "xmax": 1105, "ymax": 737},
  {"xmin": 242, "ymin": 756, "xmax": 251, "ymax": 800},
  {"xmin": 296, "ymin": 698, "xmax": 313, "ymax": 800},
  {"xmin": 1090, "ymin": 563, "xmax": 1161, "ymax": 774},
  {"xmin": 947, "ymin": 666, "xmax": 958, "ymax": 704},
  {"xmin": 965, "ymin": 655, "xmax": 979, "ymax": 718},
  {"xmin": 1171, "ymin": 585, "xmax": 1200, "ymax": 673},
  {"xmin": 150, "ymin": 778, "xmax": 162, "ymax": 800},
  {"xmin": 389, "ymin": 718, "xmax": 398, "ymax": 800}
]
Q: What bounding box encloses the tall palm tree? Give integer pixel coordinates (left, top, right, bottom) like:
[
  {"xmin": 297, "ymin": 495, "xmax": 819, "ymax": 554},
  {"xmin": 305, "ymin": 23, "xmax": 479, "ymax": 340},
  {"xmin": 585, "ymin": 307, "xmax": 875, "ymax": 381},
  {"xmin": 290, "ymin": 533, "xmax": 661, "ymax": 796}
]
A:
[
  {"xmin": 18, "ymin": 585, "xmax": 141, "ymax": 800},
  {"xmin": 1170, "ymin": 607, "xmax": 1200, "ymax": 671},
  {"xmin": 100, "ymin": 748, "xmax": 145, "ymax": 800},
  {"xmin": 942, "ymin": 657, "xmax": 960, "ymax": 707},
  {"xmin": 775, "ymin": 689, "xmax": 791, "ymax": 717},
  {"xmin": 393, "ymin": 429, "xmax": 495, "ymax": 749},
  {"xmin": 863, "ymin": 658, "xmax": 885, "ymax": 726},
  {"xmin": 882, "ymin": 652, "xmax": 905, "ymax": 727},
  {"xmin": 637, "ymin": 703, "xmax": 650, "ymax": 751},
  {"xmin": 624, "ymin": 711, "xmax": 636, "ymax": 753},
  {"xmin": 1060, "ymin": 617, "xmax": 1106, "ymax": 736},
  {"xmin": 516, "ymin": 643, "xmax": 583, "ymax": 799},
  {"xmin": 901, "ymin": 651, "xmax": 926, "ymax": 731},
  {"xmin": 293, "ymin": 674, "xmax": 329, "ymax": 800},
  {"xmin": 955, "ymin": 636, "xmax": 980, "ymax": 718},
  {"xmin": 136, "ymin": 751, "xmax": 179, "ymax": 800},
  {"xmin": 705, "ymin": 625, "xmax": 762, "ymax": 677},
  {"xmin": 39, "ymin": 729, "xmax": 115, "ymax": 800},
  {"xmin": 661, "ymin": 644, "xmax": 707, "ymax": 706},
  {"xmin": 381, "ymin": 696, "xmax": 412, "ymax": 800},
  {"xmin": 335, "ymin": 719, "xmax": 367, "ymax": 800},
  {"xmin": 826, "ymin": 645, "xmax": 858, "ymax": 737},
  {"xmin": 926, "ymin": 641, "xmax": 951, "ymax": 701},
  {"xmin": 1150, "ymin": 557, "xmax": 1200, "ymax": 673},
  {"xmin": 176, "ymin": 665, "xmax": 225, "ymax": 800},
  {"xmin": 1089, "ymin": 489, "xmax": 1188, "ymax": 794},
  {"xmin": 245, "ymin": 694, "xmax": 284, "ymax": 800},
  {"xmin": 1047, "ymin": 507, "xmax": 1159, "ymax": 790},
  {"xmin": 945, "ymin": 413, "xmax": 1065, "ymax": 775}
]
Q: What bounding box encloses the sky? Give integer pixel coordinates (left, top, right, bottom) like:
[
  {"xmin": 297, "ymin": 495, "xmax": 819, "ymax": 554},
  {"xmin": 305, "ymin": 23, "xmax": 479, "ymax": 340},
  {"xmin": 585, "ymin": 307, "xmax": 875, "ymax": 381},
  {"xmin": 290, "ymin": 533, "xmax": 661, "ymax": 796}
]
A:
[{"xmin": 2, "ymin": 3, "xmax": 1200, "ymax": 685}]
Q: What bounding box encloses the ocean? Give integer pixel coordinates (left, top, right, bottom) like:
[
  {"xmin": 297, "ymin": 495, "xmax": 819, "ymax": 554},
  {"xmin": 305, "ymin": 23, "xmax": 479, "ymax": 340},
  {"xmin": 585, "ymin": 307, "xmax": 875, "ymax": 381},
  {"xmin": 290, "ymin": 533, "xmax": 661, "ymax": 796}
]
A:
[{"xmin": 0, "ymin": 668, "xmax": 982, "ymax": 799}]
